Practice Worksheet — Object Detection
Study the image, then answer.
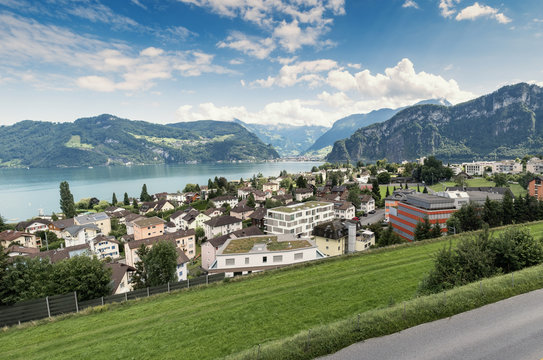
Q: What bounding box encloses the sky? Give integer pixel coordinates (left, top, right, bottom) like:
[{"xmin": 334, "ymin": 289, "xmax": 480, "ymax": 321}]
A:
[{"xmin": 0, "ymin": 0, "xmax": 542, "ymax": 127}]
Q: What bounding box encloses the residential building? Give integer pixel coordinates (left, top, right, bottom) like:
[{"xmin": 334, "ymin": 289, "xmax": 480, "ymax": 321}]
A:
[
  {"xmin": 124, "ymin": 214, "xmax": 145, "ymax": 235},
  {"xmin": 15, "ymin": 219, "xmax": 51, "ymax": 234},
  {"xmin": 359, "ymin": 194, "xmax": 375, "ymax": 213},
  {"xmin": 462, "ymin": 161, "xmax": 495, "ymax": 176},
  {"xmin": 207, "ymin": 234, "xmax": 325, "ymax": 277},
  {"xmin": 48, "ymin": 218, "xmax": 75, "ymax": 237},
  {"xmin": 29, "ymin": 244, "xmax": 92, "ymax": 263},
  {"xmin": 133, "ymin": 216, "xmax": 165, "ymax": 241},
  {"xmin": 492, "ymin": 160, "xmax": 522, "ymax": 174},
  {"xmin": 294, "ymin": 188, "xmax": 314, "ymax": 201},
  {"xmin": 262, "ymin": 182, "xmax": 280, "ymax": 192},
  {"xmin": 0, "ymin": 230, "xmax": 40, "ymax": 248},
  {"xmin": 4, "ymin": 245, "xmax": 39, "ymax": 257},
  {"xmin": 249, "ymin": 207, "xmax": 267, "ymax": 229},
  {"xmin": 204, "ymin": 207, "xmax": 226, "ymax": 218},
  {"xmin": 201, "ymin": 226, "xmax": 263, "ymax": 270},
  {"xmin": 62, "ymin": 225, "xmax": 100, "ymax": 247},
  {"xmin": 74, "ymin": 212, "xmax": 111, "ymax": 235},
  {"xmin": 237, "ymin": 187, "xmax": 252, "ymax": 200},
  {"xmin": 230, "ymin": 204, "xmax": 254, "ymax": 220},
  {"xmin": 172, "ymin": 209, "xmax": 210, "ymax": 230},
  {"xmin": 90, "ymin": 234, "xmax": 120, "ymax": 260},
  {"xmin": 528, "ymin": 177, "xmax": 543, "ymax": 200},
  {"xmin": 210, "ymin": 196, "xmax": 238, "ymax": 208},
  {"xmin": 527, "ymin": 158, "xmax": 543, "ymax": 174},
  {"xmin": 389, "ymin": 193, "xmax": 457, "ymax": 241},
  {"xmin": 312, "ymin": 220, "xmax": 375, "ymax": 257},
  {"xmin": 333, "ymin": 201, "xmax": 355, "ymax": 220},
  {"xmin": 265, "ymin": 201, "xmax": 335, "ymax": 238},
  {"xmin": 106, "ymin": 262, "xmax": 136, "ymax": 294},
  {"xmin": 203, "ymin": 216, "xmax": 243, "ymax": 239}
]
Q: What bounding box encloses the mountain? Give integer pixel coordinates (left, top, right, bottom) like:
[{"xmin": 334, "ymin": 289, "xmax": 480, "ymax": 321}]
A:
[
  {"xmin": 326, "ymin": 83, "xmax": 543, "ymax": 163},
  {"xmin": 233, "ymin": 119, "xmax": 328, "ymax": 157},
  {"xmin": 0, "ymin": 115, "xmax": 279, "ymax": 168},
  {"xmin": 305, "ymin": 99, "xmax": 451, "ymax": 156}
]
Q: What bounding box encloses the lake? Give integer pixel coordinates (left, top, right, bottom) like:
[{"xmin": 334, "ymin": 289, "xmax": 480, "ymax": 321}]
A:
[{"xmin": 0, "ymin": 162, "xmax": 322, "ymax": 222}]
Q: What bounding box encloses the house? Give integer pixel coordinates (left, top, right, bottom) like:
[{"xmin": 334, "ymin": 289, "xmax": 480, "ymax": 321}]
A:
[
  {"xmin": 15, "ymin": 219, "xmax": 51, "ymax": 234},
  {"xmin": 262, "ymin": 182, "xmax": 279, "ymax": 192},
  {"xmin": 249, "ymin": 207, "xmax": 267, "ymax": 229},
  {"xmin": 356, "ymin": 172, "xmax": 370, "ymax": 184},
  {"xmin": 155, "ymin": 199, "xmax": 175, "ymax": 213},
  {"xmin": 252, "ymin": 190, "xmax": 270, "ymax": 202},
  {"xmin": 294, "ymin": 188, "xmax": 314, "ymax": 201},
  {"xmin": 462, "ymin": 161, "xmax": 495, "ymax": 176},
  {"xmin": 331, "ymin": 186, "xmax": 348, "ymax": 196},
  {"xmin": 62, "ymin": 224, "xmax": 101, "ymax": 247},
  {"xmin": 203, "ymin": 216, "xmax": 243, "ymax": 239},
  {"xmin": 359, "ymin": 194, "xmax": 375, "ymax": 213},
  {"xmin": 204, "ymin": 207, "xmax": 226, "ymax": 218},
  {"xmin": 528, "ymin": 177, "xmax": 543, "ymax": 200},
  {"xmin": 333, "ymin": 201, "xmax": 356, "ymax": 220},
  {"xmin": 210, "ymin": 195, "xmax": 238, "ymax": 208},
  {"xmin": 167, "ymin": 192, "xmax": 185, "ymax": 203},
  {"xmin": 526, "ymin": 158, "xmax": 543, "ymax": 174},
  {"xmin": 74, "ymin": 212, "xmax": 111, "ymax": 236},
  {"xmin": 492, "ymin": 160, "xmax": 522, "ymax": 174},
  {"xmin": 48, "ymin": 218, "xmax": 75, "ymax": 237},
  {"xmin": 0, "ymin": 230, "xmax": 40, "ymax": 248},
  {"xmin": 4, "ymin": 245, "xmax": 40, "ymax": 257},
  {"xmin": 164, "ymin": 221, "xmax": 177, "ymax": 233},
  {"xmin": 207, "ymin": 234, "xmax": 325, "ymax": 277},
  {"xmin": 106, "ymin": 262, "xmax": 136, "ymax": 294},
  {"xmin": 265, "ymin": 201, "xmax": 335, "ymax": 238},
  {"xmin": 201, "ymin": 226, "xmax": 263, "ymax": 270},
  {"xmin": 312, "ymin": 220, "xmax": 375, "ymax": 257},
  {"xmin": 389, "ymin": 193, "xmax": 457, "ymax": 241},
  {"xmin": 104, "ymin": 206, "xmax": 125, "ymax": 214},
  {"xmin": 124, "ymin": 213, "xmax": 146, "ymax": 234},
  {"xmin": 29, "ymin": 244, "xmax": 92, "ymax": 263},
  {"xmin": 184, "ymin": 192, "xmax": 200, "ymax": 203},
  {"xmin": 230, "ymin": 204, "xmax": 254, "ymax": 220},
  {"xmin": 179, "ymin": 210, "xmax": 210, "ymax": 230},
  {"xmin": 133, "ymin": 216, "xmax": 165, "ymax": 241},
  {"xmin": 237, "ymin": 187, "xmax": 252, "ymax": 200},
  {"xmin": 90, "ymin": 234, "xmax": 120, "ymax": 260},
  {"xmin": 124, "ymin": 232, "xmax": 192, "ymax": 281}
]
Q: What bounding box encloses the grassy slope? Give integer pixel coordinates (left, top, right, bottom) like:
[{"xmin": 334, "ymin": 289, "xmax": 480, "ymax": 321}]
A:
[{"xmin": 3, "ymin": 222, "xmax": 543, "ymax": 360}]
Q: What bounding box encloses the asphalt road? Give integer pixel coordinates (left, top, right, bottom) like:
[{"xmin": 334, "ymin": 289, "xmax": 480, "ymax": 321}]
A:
[
  {"xmin": 319, "ymin": 288, "xmax": 543, "ymax": 360},
  {"xmin": 358, "ymin": 208, "xmax": 385, "ymax": 226}
]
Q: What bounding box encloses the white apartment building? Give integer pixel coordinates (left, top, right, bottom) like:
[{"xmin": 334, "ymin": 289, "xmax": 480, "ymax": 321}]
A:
[
  {"xmin": 265, "ymin": 201, "xmax": 335, "ymax": 238},
  {"xmin": 462, "ymin": 161, "xmax": 495, "ymax": 176},
  {"xmin": 436, "ymin": 191, "xmax": 470, "ymax": 209},
  {"xmin": 493, "ymin": 160, "xmax": 522, "ymax": 174},
  {"xmin": 207, "ymin": 234, "xmax": 325, "ymax": 277},
  {"xmin": 527, "ymin": 157, "xmax": 543, "ymax": 174}
]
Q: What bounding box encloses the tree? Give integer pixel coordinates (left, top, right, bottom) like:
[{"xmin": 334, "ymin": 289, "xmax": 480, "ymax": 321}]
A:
[
  {"xmin": 140, "ymin": 184, "xmax": 152, "ymax": 202},
  {"xmin": 493, "ymin": 173, "xmax": 509, "ymax": 187},
  {"xmin": 371, "ymin": 179, "xmax": 381, "ymax": 201},
  {"xmin": 123, "ymin": 192, "xmax": 130, "ymax": 206},
  {"xmin": 347, "ymin": 188, "xmax": 361, "ymax": 209},
  {"xmin": 452, "ymin": 203, "xmax": 483, "ymax": 232},
  {"xmin": 112, "ymin": 192, "xmax": 118, "ymax": 205},
  {"xmin": 414, "ymin": 218, "xmax": 432, "ymax": 241},
  {"xmin": 51, "ymin": 212, "xmax": 59, "ymax": 221},
  {"xmin": 0, "ymin": 245, "xmax": 8, "ymax": 302},
  {"xmin": 423, "ymin": 186, "xmax": 428, "ymax": 193},
  {"xmin": 296, "ymin": 175, "xmax": 308, "ymax": 189},
  {"xmin": 59, "ymin": 181, "xmax": 76, "ymax": 218},
  {"xmin": 145, "ymin": 241, "xmax": 178, "ymax": 287},
  {"xmin": 246, "ymin": 193, "xmax": 256, "ymax": 208},
  {"xmin": 482, "ymin": 197, "xmax": 502, "ymax": 228},
  {"xmin": 0, "ymin": 214, "xmax": 8, "ymax": 232},
  {"xmin": 311, "ymin": 166, "xmax": 319, "ymax": 172},
  {"xmin": 132, "ymin": 198, "xmax": 139, "ymax": 210},
  {"xmin": 131, "ymin": 245, "xmax": 151, "ymax": 289},
  {"xmin": 502, "ymin": 191, "xmax": 514, "ymax": 225},
  {"xmin": 50, "ymin": 256, "xmax": 112, "ymax": 301},
  {"xmin": 377, "ymin": 225, "xmax": 403, "ymax": 247},
  {"xmin": 377, "ymin": 171, "xmax": 391, "ymax": 184},
  {"xmin": 430, "ymin": 223, "xmax": 442, "ymax": 238},
  {"xmin": 385, "ymin": 186, "xmax": 390, "ymax": 198},
  {"xmin": 1, "ymin": 256, "xmax": 52, "ymax": 305},
  {"xmin": 417, "ymin": 184, "xmax": 420, "ymax": 192},
  {"xmin": 195, "ymin": 227, "xmax": 205, "ymax": 244}
]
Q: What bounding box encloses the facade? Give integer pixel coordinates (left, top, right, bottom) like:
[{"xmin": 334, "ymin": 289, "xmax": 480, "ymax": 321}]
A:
[
  {"xmin": 210, "ymin": 196, "xmax": 238, "ymax": 208},
  {"xmin": 133, "ymin": 216, "xmax": 165, "ymax": 241},
  {"xmin": 312, "ymin": 220, "xmax": 375, "ymax": 257},
  {"xmin": 294, "ymin": 188, "xmax": 314, "ymax": 201},
  {"xmin": 359, "ymin": 194, "xmax": 375, "ymax": 213},
  {"xmin": 0, "ymin": 230, "xmax": 39, "ymax": 248},
  {"xmin": 48, "ymin": 218, "xmax": 75, "ymax": 237},
  {"xmin": 90, "ymin": 235, "xmax": 120, "ymax": 260},
  {"xmin": 74, "ymin": 212, "xmax": 111, "ymax": 235},
  {"xmin": 106, "ymin": 262, "xmax": 136, "ymax": 294},
  {"xmin": 263, "ymin": 183, "xmax": 279, "ymax": 192},
  {"xmin": 462, "ymin": 161, "xmax": 495, "ymax": 176},
  {"xmin": 203, "ymin": 216, "xmax": 243, "ymax": 239},
  {"xmin": 16, "ymin": 219, "xmax": 50, "ymax": 234},
  {"xmin": 265, "ymin": 201, "xmax": 335, "ymax": 238},
  {"xmin": 230, "ymin": 204, "xmax": 254, "ymax": 220},
  {"xmin": 384, "ymin": 189, "xmax": 416, "ymax": 221},
  {"xmin": 528, "ymin": 177, "xmax": 543, "ymax": 200},
  {"xmin": 62, "ymin": 225, "xmax": 100, "ymax": 247},
  {"xmin": 333, "ymin": 201, "xmax": 355, "ymax": 220},
  {"xmin": 389, "ymin": 193, "xmax": 457, "ymax": 241},
  {"xmin": 435, "ymin": 191, "xmax": 470, "ymax": 209},
  {"xmin": 207, "ymin": 234, "xmax": 325, "ymax": 277},
  {"xmin": 493, "ymin": 160, "xmax": 522, "ymax": 174},
  {"xmin": 526, "ymin": 158, "xmax": 543, "ymax": 174}
]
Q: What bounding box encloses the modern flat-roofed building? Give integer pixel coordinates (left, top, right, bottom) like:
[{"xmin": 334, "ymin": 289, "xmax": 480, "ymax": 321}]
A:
[
  {"xmin": 389, "ymin": 193, "xmax": 456, "ymax": 241},
  {"xmin": 527, "ymin": 158, "xmax": 543, "ymax": 174},
  {"xmin": 265, "ymin": 201, "xmax": 335, "ymax": 238},
  {"xmin": 493, "ymin": 160, "xmax": 522, "ymax": 174},
  {"xmin": 133, "ymin": 216, "xmax": 165, "ymax": 241},
  {"xmin": 462, "ymin": 161, "xmax": 495, "ymax": 176},
  {"xmin": 528, "ymin": 177, "xmax": 543, "ymax": 200}
]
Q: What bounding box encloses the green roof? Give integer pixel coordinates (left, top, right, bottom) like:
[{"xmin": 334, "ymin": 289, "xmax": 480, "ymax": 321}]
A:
[
  {"xmin": 270, "ymin": 201, "xmax": 332, "ymax": 213},
  {"xmin": 222, "ymin": 235, "xmax": 313, "ymax": 254}
]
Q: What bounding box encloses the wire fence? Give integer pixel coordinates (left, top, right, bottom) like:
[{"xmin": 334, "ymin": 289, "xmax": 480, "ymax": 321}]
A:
[{"xmin": 0, "ymin": 273, "xmax": 225, "ymax": 327}]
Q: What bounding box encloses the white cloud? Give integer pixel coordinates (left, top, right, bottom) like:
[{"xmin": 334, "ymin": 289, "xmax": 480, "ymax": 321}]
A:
[
  {"xmin": 439, "ymin": 0, "xmax": 460, "ymax": 18},
  {"xmin": 273, "ymin": 20, "xmax": 330, "ymax": 52},
  {"xmin": 317, "ymin": 91, "xmax": 353, "ymax": 108},
  {"xmin": 229, "ymin": 58, "xmax": 244, "ymax": 65},
  {"xmin": 66, "ymin": 3, "xmax": 139, "ymax": 30},
  {"xmin": 455, "ymin": 2, "xmax": 511, "ymax": 24},
  {"xmin": 0, "ymin": 13, "xmax": 231, "ymax": 92},
  {"xmin": 444, "ymin": 64, "xmax": 454, "ymax": 71},
  {"xmin": 253, "ymin": 59, "xmax": 338, "ymax": 87},
  {"xmin": 217, "ymin": 32, "xmax": 276, "ymax": 59},
  {"xmin": 347, "ymin": 63, "xmax": 362, "ymax": 69},
  {"xmin": 402, "ymin": 0, "xmax": 419, "ymax": 9},
  {"xmin": 130, "ymin": 0, "xmax": 147, "ymax": 10}
]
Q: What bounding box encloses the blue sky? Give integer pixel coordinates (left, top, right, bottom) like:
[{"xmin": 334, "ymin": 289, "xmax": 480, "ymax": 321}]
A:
[{"xmin": 0, "ymin": 0, "xmax": 542, "ymax": 127}]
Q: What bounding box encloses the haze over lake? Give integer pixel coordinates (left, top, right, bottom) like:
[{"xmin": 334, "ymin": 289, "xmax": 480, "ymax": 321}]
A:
[{"xmin": 0, "ymin": 162, "xmax": 322, "ymax": 221}]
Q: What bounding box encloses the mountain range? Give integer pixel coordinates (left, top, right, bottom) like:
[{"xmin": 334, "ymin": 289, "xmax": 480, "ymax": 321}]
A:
[
  {"xmin": 327, "ymin": 83, "xmax": 543, "ymax": 163},
  {"xmin": 0, "ymin": 115, "xmax": 279, "ymax": 168}
]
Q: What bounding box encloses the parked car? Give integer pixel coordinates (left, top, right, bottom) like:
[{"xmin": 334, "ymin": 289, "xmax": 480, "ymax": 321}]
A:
[
  {"xmin": 369, "ymin": 210, "xmax": 376, "ymax": 214},
  {"xmin": 352, "ymin": 217, "xmax": 359, "ymax": 221}
]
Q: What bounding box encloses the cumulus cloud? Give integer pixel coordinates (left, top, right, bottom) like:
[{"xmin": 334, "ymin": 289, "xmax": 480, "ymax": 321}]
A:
[
  {"xmin": 455, "ymin": 2, "xmax": 511, "ymax": 24},
  {"xmin": 0, "ymin": 13, "xmax": 231, "ymax": 92},
  {"xmin": 253, "ymin": 59, "xmax": 338, "ymax": 87},
  {"xmin": 180, "ymin": 0, "xmax": 345, "ymax": 57},
  {"xmin": 439, "ymin": 0, "xmax": 460, "ymax": 18},
  {"xmin": 402, "ymin": 0, "xmax": 419, "ymax": 9}
]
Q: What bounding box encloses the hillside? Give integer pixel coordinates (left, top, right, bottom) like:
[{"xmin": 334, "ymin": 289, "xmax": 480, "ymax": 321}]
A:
[
  {"xmin": 233, "ymin": 119, "xmax": 328, "ymax": 157},
  {"xmin": 306, "ymin": 99, "xmax": 450, "ymax": 156},
  {"xmin": 0, "ymin": 115, "xmax": 279, "ymax": 168},
  {"xmin": 3, "ymin": 222, "xmax": 543, "ymax": 360},
  {"xmin": 327, "ymin": 83, "xmax": 543, "ymax": 163}
]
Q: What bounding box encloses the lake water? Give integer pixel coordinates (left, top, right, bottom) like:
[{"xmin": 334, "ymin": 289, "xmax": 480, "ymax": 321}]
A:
[{"xmin": 0, "ymin": 162, "xmax": 322, "ymax": 222}]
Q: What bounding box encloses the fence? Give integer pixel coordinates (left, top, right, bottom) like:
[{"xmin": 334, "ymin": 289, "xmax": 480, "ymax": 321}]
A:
[{"xmin": 0, "ymin": 273, "xmax": 225, "ymax": 327}]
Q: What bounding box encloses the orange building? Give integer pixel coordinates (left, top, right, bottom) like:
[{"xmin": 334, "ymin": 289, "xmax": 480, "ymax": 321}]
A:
[
  {"xmin": 528, "ymin": 177, "xmax": 543, "ymax": 200},
  {"xmin": 133, "ymin": 216, "xmax": 165, "ymax": 241}
]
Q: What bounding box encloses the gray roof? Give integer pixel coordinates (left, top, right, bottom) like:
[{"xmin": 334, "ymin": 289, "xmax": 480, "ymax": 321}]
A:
[
  {"xmin": 204, "ymin": 215, "xmax": 242, "ymax": 228},
  {"xmin": 404, "ymin": 193, "xmax": 455, "ymax": 210},
  {"xmin": 133, "ymin": 216, "xmax": 166, "ymax": 228},
  {"xmin": 63, "ymin": 224, "xmax": 100, "ymax": 236},
  {"xmin": 75, "ymin": 212, "xmax": 109, "ymax": 224}
]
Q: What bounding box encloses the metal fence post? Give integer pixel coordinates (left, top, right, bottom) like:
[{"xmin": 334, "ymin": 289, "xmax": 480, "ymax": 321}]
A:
[
  {"xmin": 125, "ymin": 292, "xmax": 128, "ymax": 302},
  {"xmin": 147, "ymin": 287, "xmax": 150, "ymax": 297},
  {"xmin": 357, "ymin": 314, "xmax": 360, "ymax": 331},
  {"xmin": 206, "ymin": 275, "xmax": 209, "ymax": 285},
  {"xmin": 74, "ymin": 291, "xmax": 79, "ymax": 313},
  {"xmin": 45, "ymin": 296, "xmax": 51, "ymax": 318},
  {"xmin": 168, "ymin": 281, "xmax": 170, "ymax": 293},
  {"xmin": 307, "ymin": 329, "xmax": 311, "ymax": 352},
  {"xmin": 187, "ymin": 278, "xmax": 190, "ymax": 288},
  {"xmin": 257, "ymin": 344, "xmax": 261, "ymax": 360},
  {"xmin": 101, "ymin": 296, "xmax": 104, "ymax": 306},
  {"xmin": 512, "ymin": 272, "xmax": 514, "ymax": 287}
]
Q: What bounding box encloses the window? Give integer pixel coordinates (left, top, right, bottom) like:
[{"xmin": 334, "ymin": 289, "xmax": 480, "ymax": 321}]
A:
[
  {"xmin": 225, "ymin": 258, "xmax": 235, "ymax": 266},
  {"xmin": 245, "ymin": 257, "xmax": 249, "ymax": 264},
  {"xmin": 273, "ymin": 255, "xmax": 283, "ymax": 263},
  {"xmin": 263, "ymin": 256, "xmax": 267, "ymax": 263},
  {"xmin": 294, "ymin": 252, "xmax": 303, "ymax": 260}
]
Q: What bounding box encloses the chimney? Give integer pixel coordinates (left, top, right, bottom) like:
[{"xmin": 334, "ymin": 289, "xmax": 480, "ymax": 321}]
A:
[{"xmin": 347, "ymin": 222, "xmax": 356, "ymax": 254}]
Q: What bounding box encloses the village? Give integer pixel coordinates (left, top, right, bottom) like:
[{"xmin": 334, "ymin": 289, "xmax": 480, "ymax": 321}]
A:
[{"xmin": 2, "ymin": 156, "xmax": 543, "ymax": 299}]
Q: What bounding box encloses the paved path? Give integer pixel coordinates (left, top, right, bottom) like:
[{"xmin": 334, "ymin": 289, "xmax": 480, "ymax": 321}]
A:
[
  {"xmin": 358, "ymin": 209, "xmax": 385, "ymax": 226},
  {"xmin": 319, "ymin": 289, "xmax": 543, "ymax": 360}
]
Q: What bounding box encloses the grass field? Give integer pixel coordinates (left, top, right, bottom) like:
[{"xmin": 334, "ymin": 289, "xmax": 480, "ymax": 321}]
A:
[{"xmin": 3, "ymin": 222, "xmax": 543, "ymax": 360}]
